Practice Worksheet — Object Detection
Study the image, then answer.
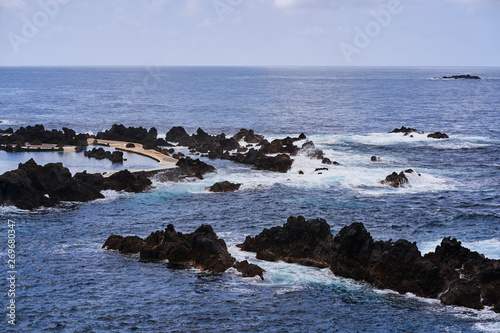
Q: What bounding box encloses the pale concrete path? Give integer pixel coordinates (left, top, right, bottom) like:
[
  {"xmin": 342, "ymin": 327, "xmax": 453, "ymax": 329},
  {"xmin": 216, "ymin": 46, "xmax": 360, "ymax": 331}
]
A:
[{"xmin": 87, "ymin": 139, "xmax": 178, "ymax": 177}]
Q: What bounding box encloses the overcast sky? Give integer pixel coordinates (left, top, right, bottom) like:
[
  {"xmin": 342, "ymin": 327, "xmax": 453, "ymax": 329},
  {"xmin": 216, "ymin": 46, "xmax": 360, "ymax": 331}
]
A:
[{"xmin": 0, "ymin": 0, "xmax": 499, "ymax": 66}]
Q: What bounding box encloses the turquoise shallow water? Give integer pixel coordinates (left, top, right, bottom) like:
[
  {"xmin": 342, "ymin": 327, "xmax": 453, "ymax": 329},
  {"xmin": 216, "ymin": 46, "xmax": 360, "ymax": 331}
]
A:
[{"xmin": 1, "ymin": 67, "xmax": 500, "ymax": 332}]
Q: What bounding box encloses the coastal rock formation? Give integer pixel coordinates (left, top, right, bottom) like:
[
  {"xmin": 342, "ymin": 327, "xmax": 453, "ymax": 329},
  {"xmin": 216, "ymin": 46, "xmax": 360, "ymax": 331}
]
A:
[
  {"xmin": 239, "ymin": 216, "xmax": 334, "ymax": 268},
  {"xmin": 389, "ymin": 126, "xmax": 419, "ymax": 135},
  {"xmin": 165, "ymin": 126, "xmax": 304, "ymax": 173},
  {"xmin": 84, "ymin": 147, "xmax": 124, "ymax": 163},
  {"xmin": 103, "ymin": 224, "xmax": 265, "ymax": 278},
  {"xmin": 381, "ymin": 169, "xmax": 419, "ymax": 188},
  {"xmin": 0, "ymin": 124, "xmax": 88, "ymax": 148},
  {"xmin": 206, "ymin": 181, "xmax": 242, "ymax": 192},
  {"xmin": 443, "ymin": 74, "xmax": 480, "ymax": 80},
  {"xmin": 0, "ymin": 159, "xmax": 155, "ymax": 210},
  {"xmin": 97, "ymin": 124, "xmax": 158, "ymax": 149},
  {"xmin": 240, "ymin": 216, "xmax": 500, "ymax": 312},
  {"xmin": 0, "ymin": 159, "xmax": 103, "ymax": 210},
  {"xmin": 427, "ymin": 132, "xmax": 449, "ymax": 139}
]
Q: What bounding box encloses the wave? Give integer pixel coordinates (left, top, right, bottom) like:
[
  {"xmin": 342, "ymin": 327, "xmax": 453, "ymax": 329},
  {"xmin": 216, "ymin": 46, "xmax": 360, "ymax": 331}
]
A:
[{"xmin": 309, "ymin": 133, "xmax": 496, "ymax": 149}]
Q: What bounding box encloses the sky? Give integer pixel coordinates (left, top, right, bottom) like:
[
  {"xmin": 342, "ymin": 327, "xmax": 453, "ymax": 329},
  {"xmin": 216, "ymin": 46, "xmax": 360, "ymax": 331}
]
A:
[{"xmin": 0, "ymin": 0, "xmax": 499, "ymax": 66}]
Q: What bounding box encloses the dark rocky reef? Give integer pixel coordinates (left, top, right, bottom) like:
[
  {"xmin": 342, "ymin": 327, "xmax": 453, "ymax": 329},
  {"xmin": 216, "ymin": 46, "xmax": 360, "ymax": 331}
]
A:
[
  {"xmin": 239, "ymin": 216, "xmax": 334, "ymax": 268},
  {"xmin": 443, "ymin": 74, "xmax": 480, "ymax": 80},
  {"xmin": 206, "ymin": 181, "xmax": 242, "ymax": 193},
  {"xmin": 381, "ymin": 169, "xmax": 419, "ymax": 188},
  {"xmin": 97, "ymin": 124, "xmax": 161, "ymax": 149},
  {"xmin": 0, "ymin": 159, "xmax": 151, "ymax": 210},
  {"xmin": 153, "ymin": 157, "xmax": 216, "ymax": 182},
  {"xmin": 427, "ymin": 132, "xmax": 449, "ymax": 139},
  {"xmin": 0, "ymin": 124, "xmax": 88, "ymax": 148},
  {"xmin": 240, "ymin": 216, "xmax": 500, "ymax": 312},
  {"xmin": 84, "ymin": 147, "xmax": 123, "ymax": 163},
  {"xmin": 389, "ymin": 126, "xmax": 419, "ymax": 135},
  {"xmin": 165, "ymin": 126, "xmax": 306, "ymax": 173},
  {"xmin": 103, "ymin": 224, "xmax": 265, "ymax": 279}
]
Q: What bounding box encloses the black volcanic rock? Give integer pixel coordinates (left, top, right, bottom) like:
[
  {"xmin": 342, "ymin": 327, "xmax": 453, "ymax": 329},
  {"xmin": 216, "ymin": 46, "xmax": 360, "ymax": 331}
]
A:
[
  {"xmin": 427, "ymin": 132, "xmax": 449, "ymax": 139},
  {"xmin": 443, "ymin": 74, "xmax": 480, "ymax": 80},
  {"xmin": 239, "ymin": 216, "xmax": 334, "ymax": 268},
  {"xmin": 380, "ymin": 169, "xmax": 419, "ymax": 188},
  {"xmin": 242, "ymin": 217, "xmax": 500, "ymax": 312},
  {"xmin": 97, "ymin": 124, "xmax": 158, "ymax": 148},
  {"xmin": 104, "ymin": 224, "xmax": 264, "ymax": 277},
  {"xmin": 206, "ymin": 181, "xmax": 242, "ymax": 192},
  {"xmin": 0, "ymin": 124, "xmax": 89, "ymax": 147},
  {"xmin": 103, "ymin": 170, "xmax": 151, "ymax": 193},
  {"xmin": 84, "ymin": 147, "xmax": 124, "ymax": 163},
  {"xmin": 389, "ymin": 126, "xmax": 419, "ymax": 134}
]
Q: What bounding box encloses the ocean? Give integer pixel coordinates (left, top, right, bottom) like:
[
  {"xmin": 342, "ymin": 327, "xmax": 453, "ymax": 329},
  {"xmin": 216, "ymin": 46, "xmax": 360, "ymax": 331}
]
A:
[{"xmin": 1, "ymin": 66, "xmax": 499, "ymax": 332}]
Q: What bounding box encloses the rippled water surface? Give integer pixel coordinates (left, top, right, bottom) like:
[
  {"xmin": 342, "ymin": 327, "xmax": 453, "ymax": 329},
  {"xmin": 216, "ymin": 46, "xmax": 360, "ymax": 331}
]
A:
[{"xmin": 1, "ymin": 67, "xmax": 500, "ymax": 332}]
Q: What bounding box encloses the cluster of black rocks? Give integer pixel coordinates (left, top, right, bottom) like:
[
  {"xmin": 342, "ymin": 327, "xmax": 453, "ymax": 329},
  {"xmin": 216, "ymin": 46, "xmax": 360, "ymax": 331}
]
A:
[
  {"xmin": 389, "ymin": 126, "xmax": 449, "ymax": 139},
  {"xmin": 84, "ymin": 147, "xmax": 123, "ymax": 163},
  {"xmin": 381, "ymin": 169, "xmax": 421, "ymax": 188},
  {"xmin": 238, "ymin": 216, "xmax": 500, "ymax": 312},
  {"xmin": 103, "ymin": 224, "xmax": 265, "ymax": 279},
  {"xmin": 442, "ymin": 74, "xmax": 481, "ymax": 80},
  {"xmin": 0, "ymin": 159, "xmax": 151, "ymax": 210},
  {"xmin": 0, "ymin": 125, "xmax": 89, "ymax": 151}
]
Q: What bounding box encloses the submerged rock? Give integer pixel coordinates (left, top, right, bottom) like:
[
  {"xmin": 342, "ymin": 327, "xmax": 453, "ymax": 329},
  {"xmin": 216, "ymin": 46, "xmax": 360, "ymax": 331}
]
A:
[{"xmin": 389, "ymin": 126, "xmax": 419, "ymax": 134}]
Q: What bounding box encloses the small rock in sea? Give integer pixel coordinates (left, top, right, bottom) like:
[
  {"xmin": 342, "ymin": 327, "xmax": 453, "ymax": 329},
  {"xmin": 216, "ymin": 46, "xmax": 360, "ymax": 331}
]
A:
[
  {"xmin": 315, "ymin": 167, "xmax": 328, "ymax": 172},
  {"xmin": 427, "ymin": 132, "xmax": 449, "ymax": 139},
  {"xmin": 206, "ymin": 181, "xmax": 242, "ymax": 193},
  {"xmin": 299, "ymin": 170, "xmax": 304, "ymax": 175},
  {"xmin": 371, "ymin": 156, "xmax": 378, "ymax": 162},
  {"xmin": 442, "ymin": 74, "xmax": 480, "ymax": 80}
]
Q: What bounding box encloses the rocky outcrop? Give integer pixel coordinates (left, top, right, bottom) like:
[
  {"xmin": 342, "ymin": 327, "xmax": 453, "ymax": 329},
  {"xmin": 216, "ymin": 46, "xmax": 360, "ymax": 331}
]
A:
[
  {"xmin": 380, "ymin": 169, "xmax": 419, "ymax": 188},
  {"xmin": 389, "ymin": 126, "xmax": 419, "ymax": 134},
  {"xmin": 240, "ymin": 216, "xmax": 500, "ymax": 312},
  {"xmin": 206, "ymin": 181, "xmax": 242, "ymax": 192},
  {"xmin": 103, "ymin": 170, "xmax": 151, "ymax": 193},
  {"xmin": 443, "ymin": 74, "xmax": 480, "ymax": 80},
  {"xmin": 427, "ymin": 132, "xmax": 449, "ymax": 139},
  {"xmin": 0, "ymin": 124, "xmax": 88, "ymax": 148},
  {"xmin": 0, "ymin": 159, "xmax": 103, "ymax": 210},
  {"xmin": 239, "ymin": 216, "xmax": 334, "ymax": 268},
  {"xmin": 84, "ymin": 147, "xmax": 124, "ymax": 163},
  {"xmin": 0, "ymin": 159, "xmax": 155, "ymax": 210},
  {"xmin": 97, "ymin": 124, "xmax": 158, "ymax": 149},
  {"xmin": 103, "ymin": 224, "xmax": 265, "ymax": 278},
  {"xmin": 165, "ymin": 126, "xmax": 306, "ymax": 173}
]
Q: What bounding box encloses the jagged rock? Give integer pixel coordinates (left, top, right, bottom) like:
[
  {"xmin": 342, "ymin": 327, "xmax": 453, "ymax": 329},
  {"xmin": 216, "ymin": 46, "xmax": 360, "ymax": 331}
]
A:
[
  {"xmin": 440, "ymin": 279, "xmax": 484, "ymax": 309},
  {"xmin": 166, "ymin": 126, "xmax": 194, "ymax": 146},
  {"xmin": 234, "ymin": 260, "xmax": 265, "ymax": 280},
  {"xmin": 300, "ymin": 141, "xmax": 323, "ymax": 159},
  {"xmin": 389, "ymin": 126, "xmax": 419, "ymax": 134},
  {"xmin": 175, "ymin": 157, "xmax": 216, "ymax": 179},
  {"xmin": 427, "ymin": 132, "xmax": 449, "ymax": 139},
  {"xmin": 206, "ymin": 181, "xmax": 242, "ymax": 192},
  {"xmin": 104, "ymin": 224, "xmax": 259, "ymax": 275},
  {"xmin": 0, "ymin": 124, "xmax": 89, "ymax": 148},
  {"xmin": 371, "ymin": 156, "xmax": 378, "ymax": 162},
  {"xmin": 239, "ymin": 216, "xmax": 334, "ymax": 268},
  {"xmin": 0, "ymin": 159, "xmax": 105, "ymax": 210},
  {"xmin": 380, "ymin": 169, "xmax": 418, "ymax": 188},
  {"xmin": 233, "ymin": 129, "xmax": 264, "ymax": 143},
  {"xmin": 97, "ymin": 124, "xmax": 157, "ymax": 148}
]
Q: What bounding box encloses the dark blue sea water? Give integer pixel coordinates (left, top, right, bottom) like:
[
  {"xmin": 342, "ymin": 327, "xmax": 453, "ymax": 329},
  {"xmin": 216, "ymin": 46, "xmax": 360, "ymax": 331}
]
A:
[{"xmin": 1, "ymin": 67, "xmax": 500, "ymax": 332}]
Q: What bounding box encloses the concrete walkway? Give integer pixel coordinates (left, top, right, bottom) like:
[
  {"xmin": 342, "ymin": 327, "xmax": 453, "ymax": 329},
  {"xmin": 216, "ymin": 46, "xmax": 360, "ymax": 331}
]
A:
[{"xmin": 87, "ymin": 139, "xmax": 178, "ymax": 177}]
